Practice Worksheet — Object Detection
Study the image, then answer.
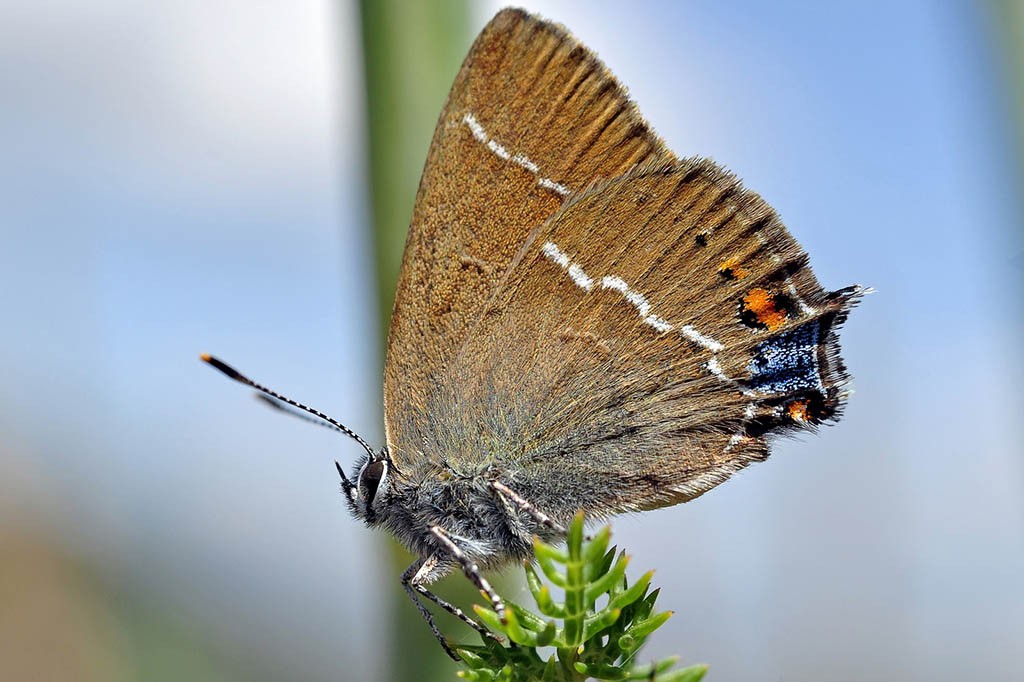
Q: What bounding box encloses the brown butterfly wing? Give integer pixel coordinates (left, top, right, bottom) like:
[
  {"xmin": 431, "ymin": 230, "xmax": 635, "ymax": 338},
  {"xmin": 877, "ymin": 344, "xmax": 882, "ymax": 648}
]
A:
[
  {"xmin": 429, "ymin": 161, "xmax": 861, "ymax": 516},
  {"xmin": 384, "ymin": 9, "xmax": 674, "ymax": 465}
]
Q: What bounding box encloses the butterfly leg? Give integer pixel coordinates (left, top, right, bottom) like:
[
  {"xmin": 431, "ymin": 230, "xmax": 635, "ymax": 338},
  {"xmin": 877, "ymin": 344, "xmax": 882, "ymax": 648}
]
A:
[
  {"xmin": 401, "ymin": 558, "xmax": 462, "ymax": 661},
  {"xmin": 490, "ymin": 480, "xmax": 566, "ymax": 535},
  {"xmin": 490, "ymin": 481, "xmax": 593, "ymax": 541},
  {"xmin": 429, "ymin": 525, "xmax": 507, "ymax": 623},
  {"xmin": 406, "ymin": 554, "xmax": 503, "ymax": 644}
]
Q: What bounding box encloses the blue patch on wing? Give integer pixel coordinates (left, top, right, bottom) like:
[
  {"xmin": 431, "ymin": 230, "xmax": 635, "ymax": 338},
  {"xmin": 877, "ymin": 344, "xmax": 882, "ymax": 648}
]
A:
[{"xmin": 747, "ymin": 320, "xmax": 824, "ymax": 395}]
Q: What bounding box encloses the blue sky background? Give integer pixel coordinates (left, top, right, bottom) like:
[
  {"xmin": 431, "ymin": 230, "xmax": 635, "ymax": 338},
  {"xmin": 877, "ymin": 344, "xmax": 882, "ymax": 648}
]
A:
[{"xmin": 1, "ymin": 1, "xmax": 1021, "ymax": 680}]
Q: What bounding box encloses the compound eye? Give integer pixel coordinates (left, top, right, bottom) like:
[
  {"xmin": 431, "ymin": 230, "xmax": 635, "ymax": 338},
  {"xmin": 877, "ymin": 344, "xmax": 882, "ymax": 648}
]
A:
[{"xmin": 358, "ymin": 459, "xmax": 386, "ymax": 506}]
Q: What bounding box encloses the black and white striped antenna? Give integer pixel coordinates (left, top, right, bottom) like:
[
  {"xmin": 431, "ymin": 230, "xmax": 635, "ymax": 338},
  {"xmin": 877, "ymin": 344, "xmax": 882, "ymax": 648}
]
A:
[{"xmin": 199, "ymin": 353, "xmax": 377, "ymax": 461}]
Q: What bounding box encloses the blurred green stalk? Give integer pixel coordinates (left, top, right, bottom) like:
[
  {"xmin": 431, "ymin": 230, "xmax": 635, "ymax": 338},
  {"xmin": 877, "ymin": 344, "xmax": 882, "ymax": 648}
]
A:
[
  {"xmin": 994, "ymin": 2, "xmax": 1024, "ymax": 166},
  {"xmin": 357, "ymin": 1, "xmax": 470, "ymax": 680},
  {"xmin": 360, "ymin": 0, "xmax": 471, "ymax": 334},
  {"xmin": 991, "ymin": 1, "xmax": 1024, "ymax": 320}
]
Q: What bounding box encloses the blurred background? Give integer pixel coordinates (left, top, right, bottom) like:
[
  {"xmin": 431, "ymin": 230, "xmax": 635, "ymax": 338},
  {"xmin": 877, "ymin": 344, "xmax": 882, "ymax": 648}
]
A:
[{"xmin": 1, "ymin": 1, "xmax": 1021, "ymax": 680}]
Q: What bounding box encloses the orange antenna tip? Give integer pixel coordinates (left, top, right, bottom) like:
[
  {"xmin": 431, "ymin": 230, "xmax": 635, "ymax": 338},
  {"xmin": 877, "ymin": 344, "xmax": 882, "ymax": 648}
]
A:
[
  {"xmin": 199, "ymin": 353, "xmax": 378, "ymax": 459},
  {"xmin": 200, "ymin": 354, "xmax": 246, "ymax": 382}
]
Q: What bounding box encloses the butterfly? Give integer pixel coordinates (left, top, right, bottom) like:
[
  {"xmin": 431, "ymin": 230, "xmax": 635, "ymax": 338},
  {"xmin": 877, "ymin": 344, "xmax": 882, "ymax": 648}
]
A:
[{"xmin": 204, "ymin": 8, "xmax": 861, "ymax": 660}]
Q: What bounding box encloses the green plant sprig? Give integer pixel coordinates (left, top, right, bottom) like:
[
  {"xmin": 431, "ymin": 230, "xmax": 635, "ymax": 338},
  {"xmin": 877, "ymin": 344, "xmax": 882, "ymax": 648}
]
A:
[{"xmin": 455, "ymin": 512, "xmax": 708, "ymax": 682}]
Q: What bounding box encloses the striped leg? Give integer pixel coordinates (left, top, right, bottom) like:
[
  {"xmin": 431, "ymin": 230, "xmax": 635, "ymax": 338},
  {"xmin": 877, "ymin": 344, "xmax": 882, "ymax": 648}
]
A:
[
  {"xmin": 400, "ymin": 559, "xmax": 460, "ymax": 661},
  {"xmin": 490, "ymin": 481, "xmax": 591, "ymax": 541},
  {"xmin": 490, "ymin": 480, "xmax": 566, "ymax": 535},
  {"xmin": 402, "ymin": 556, "xmax": 502, "ymax": 661},
  {"xmin": 429, "ymin": 525, "xmax": 507, "ymax": 624}
]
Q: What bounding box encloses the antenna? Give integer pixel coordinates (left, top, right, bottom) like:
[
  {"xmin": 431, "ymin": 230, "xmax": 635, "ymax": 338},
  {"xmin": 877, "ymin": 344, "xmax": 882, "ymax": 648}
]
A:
[
  {"xmin": 200, "ymin": 354, "xmax": 377, "ymax": 461},
  {"xmin": 254, "ymin": 394, "xmax": 349, "ymax": 434}
]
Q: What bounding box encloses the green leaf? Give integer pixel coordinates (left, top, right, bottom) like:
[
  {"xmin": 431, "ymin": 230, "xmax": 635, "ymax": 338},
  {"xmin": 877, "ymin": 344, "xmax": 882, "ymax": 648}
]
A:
[
  {"xmin": 503, "ymin": 608, "xmax": 533, "ymax": 645},
  {"xmin": 635, "ymin": 587, "xmax": 660, "ymax": 621},
  {"xmin": 535, "ymin": 619, "xmax": 558, "ymax": 648},
  {"xmin": 654, "ymin": 664, "xmax": 709, "ymax": 682},
  {"xmin": 573, "ymin": 661, "xmax": 628, "ymax": 680},
  {"xmin": 524, "ymin": 561, "xmax": 544, "ymax": 597},
  {"xmin": 582, "ymin": 607, "xmax": 621, "ymax": 642},
  {"xmin": 473, "ymin": 605, "xmax": 505, "ymax": 635},
  {"xmin": 455, "ymin": 649, "xmax": 488, "ymax": 669},
  {"xmin": 567, "ymin": 511, "xmax": 585, "ymax": 560},
  {"xmin": 625, "ymin": 611, "xmax": 674, "ymax": 640},
  {"xmin": 506, "ymin": 600, "xmax": 551, "ymax": 633},
  {"xmin": 540, "ymin": 656, "xmax": 559, "ymax": 682},
  {"xmin": 454, "ymin": 515, "xmax": 706, "ymax": 682},
  {"xmin": 609, "ymin": 570, "xmax": 654, "ymax": 611},
  {"xmin": 585, "ymin": 553, "xmax": 630, "ymax": 602},
  {"xmin": 595, "ymin": 547, "xmax": 618, "ymax": 586},
  {"xmin": 626, "ymin": 656, "xmax": 679, "ymax": 679},
  {"xmin": 583, "ymin": 526, "xmax": 612, "ymax": 568},
  {"xmin": 534, "ymin": 540, "xmax": 568, "ymax": 587},
  {"xmin": 499, "ymin": 608, "xmax": 558, "ymax": 649},
  {"xmin": 536, "ymin": 584, "xmax": 566, "ymax": 618}
]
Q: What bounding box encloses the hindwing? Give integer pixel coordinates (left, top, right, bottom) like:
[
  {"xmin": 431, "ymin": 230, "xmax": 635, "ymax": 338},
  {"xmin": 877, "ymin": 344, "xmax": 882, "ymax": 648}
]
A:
[{"xmin": 426, "ymin": 161, "xmax": 861, "ymax": 513}]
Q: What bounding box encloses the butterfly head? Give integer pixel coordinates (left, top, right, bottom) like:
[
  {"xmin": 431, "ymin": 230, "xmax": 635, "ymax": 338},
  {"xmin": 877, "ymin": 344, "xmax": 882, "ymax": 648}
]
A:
[{"xmin": 350, "ymin": 449, "xmax": 394, "ymax": 523}]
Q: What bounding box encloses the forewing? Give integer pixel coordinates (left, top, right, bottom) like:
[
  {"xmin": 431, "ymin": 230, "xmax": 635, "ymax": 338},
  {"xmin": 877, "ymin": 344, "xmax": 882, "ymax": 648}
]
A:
[
  {"xmin": 428, "ymin": 161, "xmax": 861, "ymax": 516},
  {"xmin": 384, "ymin": 9, "xmax": 673, "ymax": 466}
]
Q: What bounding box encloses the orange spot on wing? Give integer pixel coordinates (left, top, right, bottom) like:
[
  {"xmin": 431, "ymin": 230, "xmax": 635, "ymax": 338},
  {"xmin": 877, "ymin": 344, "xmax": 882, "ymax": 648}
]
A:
[
  {"xmin": 742, "ymin": 288, "xmax": 788, "ymax": 330},
  {"xmin": 787, "ymin": 400, "xmax": 810, "ymax": 422},
  {"xmin": 717, "ymin": 257, "xmax": 748, "ymax": 280}
]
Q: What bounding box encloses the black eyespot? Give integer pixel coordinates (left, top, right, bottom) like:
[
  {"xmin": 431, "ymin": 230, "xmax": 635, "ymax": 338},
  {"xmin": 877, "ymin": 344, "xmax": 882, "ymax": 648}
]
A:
[{"xmin": 359, "ymin": 459, "xmax": 386, "ymax": 506}]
